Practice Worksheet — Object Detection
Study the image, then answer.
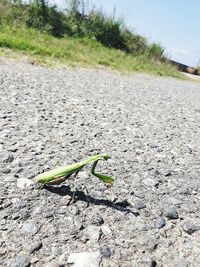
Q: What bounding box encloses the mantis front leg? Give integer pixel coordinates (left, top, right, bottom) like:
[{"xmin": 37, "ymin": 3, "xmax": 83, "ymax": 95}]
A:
[{"xmin": 91, "ymin": 160, "xmax": 115, "ymax": 186}]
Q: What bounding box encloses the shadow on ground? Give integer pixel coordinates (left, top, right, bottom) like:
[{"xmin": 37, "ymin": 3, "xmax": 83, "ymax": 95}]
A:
[{"xmin": 44, "ymin": 185, "xmax": 139, "ymax": 216}]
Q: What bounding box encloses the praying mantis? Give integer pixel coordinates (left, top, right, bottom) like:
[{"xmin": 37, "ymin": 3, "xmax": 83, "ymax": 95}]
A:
[{"xmin": 35, "ymin": 154, "xmax": 115, "ymax": 201}]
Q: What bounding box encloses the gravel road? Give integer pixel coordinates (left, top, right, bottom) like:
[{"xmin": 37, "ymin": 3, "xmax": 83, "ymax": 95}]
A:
[{"xmin": 0, "ymin": 59, "xmax": 200, "ymax": 267}]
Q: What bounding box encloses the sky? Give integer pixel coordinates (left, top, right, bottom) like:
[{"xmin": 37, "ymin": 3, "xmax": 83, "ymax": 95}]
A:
[{"xmin": 50, "ymin": 0, "xmax": 200, "ymax": 67}]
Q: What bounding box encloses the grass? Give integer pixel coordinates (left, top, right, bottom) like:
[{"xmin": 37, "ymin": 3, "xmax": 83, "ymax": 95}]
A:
[{"xmin": 0, "ymin": 25, "xmax": 182, "ymax": 78}]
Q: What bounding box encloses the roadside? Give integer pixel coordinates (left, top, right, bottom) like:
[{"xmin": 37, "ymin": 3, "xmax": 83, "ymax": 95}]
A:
[
  {"xmin": 181, "ymin": 72, "xmax": 200, "ymax": 81},
  {"xmin": 0, "ymin": 26, "xmax": 182, "ymax": 79}
]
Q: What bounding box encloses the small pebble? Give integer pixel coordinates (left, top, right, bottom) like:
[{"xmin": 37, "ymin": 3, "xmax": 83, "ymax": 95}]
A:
[
  {"xmin": 3, "ymin": 154, "xmax": 14, "ymax": 163},
  {"xmin": 68, "ymin": 251, "xmax": 102, "ymax": 267},
  {"xmin": 143, "ymin": 179, "xmax": 158, "ymax": 187},
  {"xmin": 29, "ymin": 241, "xmax": 42, "ymax": 254},
  {"xmin": 16, "ymin": 167, "xmax": 24, "ymax": 174},
  {"xmin": 1, "ymin": 167, "xmax": 11, "ymax": 174},
  {"xmin": 99, "ymin": 244, "xmax": 112, "ymax": 258},
  {"xmin": 101, "ymin": 225, "xmax": 112, "ymax": 236},
  {"xmin": 32, "ymin": 207, "xmax": 42, "ymax": 215},
  {"xmin": 86, "ymin": 225, "xmax": 101, "ymax": 243},
  {"xmin": 137, "ymin": 235, "xmax": 157, "ymax": 252},
  {"xmin": 142, "ymin": 256, "xmax": 157, "ymax": 267},
  {"xmin": 181, "ymin": 220, "xmax": 200, "ymax": 235},
  {"xmin": 134, "ymin": 200, "xmax": 146, "ymax": 210},
  {"xmin": 164, "ymin": 207, "xmax": 178, "ymax": 219},
  {"xmin": 155, "ymin": 217, "xmax": 166, "ymax": 229},
  {"xmin": 10, "ymin": 255, "xmax": 30, "ymax": 267},
  {"xmin": 91, "ymin": 215, "xmax": 104, "ymax": 226},
  {"xmin": 17, "ymin": 178, "xmax": 34, "ymax": 189},
  {"xmin": 22, "ymin": 222, "xmax": 38, "ymax": 235}
]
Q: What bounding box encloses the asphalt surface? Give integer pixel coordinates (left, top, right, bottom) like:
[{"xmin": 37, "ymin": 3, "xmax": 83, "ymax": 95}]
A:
[{"xmin": 0, "ymin": 59, "xmax": 200, "ymax": 267}]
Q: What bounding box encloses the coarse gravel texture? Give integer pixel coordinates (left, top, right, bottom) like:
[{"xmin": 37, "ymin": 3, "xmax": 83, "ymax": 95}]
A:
[{"xmin": 0, "ymin": 58, "xmax": 200, "ymax": 267}]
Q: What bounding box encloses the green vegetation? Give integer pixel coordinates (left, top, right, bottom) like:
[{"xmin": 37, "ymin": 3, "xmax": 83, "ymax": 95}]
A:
[
  {"xmin": 196, "ymin": 66, "xmax": 200, "ymax": 76},
  {"xmin": 0, "ymin": 0, "xmax": 181, "ymax": 77}
]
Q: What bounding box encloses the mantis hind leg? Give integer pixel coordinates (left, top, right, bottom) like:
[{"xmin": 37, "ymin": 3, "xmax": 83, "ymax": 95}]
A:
[{"xmin": 71, "ymin": 170, "xmax": 80, "ymax": 203}]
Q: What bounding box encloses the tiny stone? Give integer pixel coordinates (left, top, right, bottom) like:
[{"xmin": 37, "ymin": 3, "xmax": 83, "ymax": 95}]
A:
[
  {"xmin": 61, "ymin": 195, "xmax": 73, "ymax": 205},
  {"xmin": 99, "ymin": 244, "xmax": 112, "ymax": 258},
  {"xmin": 12, "ymin": 199, "xmax": 26, "ymax": 209},
  {"xmin": 86, "ymin": 225, "xmax": 101, "ymax": 243},
  {"xmin": 68, "ymin": 251, "xmax": 102, "ymax": 267},
  {"xmin": 3, "ymin": 154, "xmax": 14, "ymax": 163},
  {"xmin": 22, "ymin": 222, "xmax": 38, "ymax": 235},
  {"xmin": 143, "ymin": 178, "xmax": 158, "ymax": 187},
  {"xmin": 29, "ymin": 241, "xmax": 42, "ymax": 254},
  {"xmin": 0, "ymin": 248, "xmax": 7, "ymax": 256},
  {"xmin": 91, "ymin": 215, "xmax": 104, "ymax": 226},
  {"xmin": 182, "ymin": 202, "xmax": 198, "ymax": 213},
  {"xmin": 10, "ymin": 255, "xmax": 30, "ymax": 267},
  {"xmin": 78, "ymin": 171, "xmax": 88, "ymax": 179},
  {"xmin": 164, "ymin": 207, "xmax": 178, "ymax": 219},
  {"xmin": 17, "ymin": 178, "xmax": 34, "ymax": 189},
  {"xmin": 1, "ymin": 167, "xmax": 11, "ymax": 174},
  {"xmin": 32, "ymin": 207, "xmax": 42, "ymax": 215},
  {"xmin": 181, "ymin": 220, "xmax": 200, "ymax": 235},
  {"xmin": 101, "ymin": 225, "xmax": 112, "ymax": 236},
  {"xmin": 42, "ymin": 165, "xmax": 51, "ymax": 171},
  {"xmin": 134, "ymin": 192, "xmax": 145, "ymax": 199},
  {"xmin": 141, "ymin": 224, "xmax": 150, "ymax": 231},
  {"xmin": 137, "ymin": 235, "xmax": 157, "ymax": 252},
  {"xmin": 110, "ymin": 195, "xmax": 118, "ymax": 202},
  {"xmin": 155, "ymin": 217, "xmax": 166, "ymax": 229},
  {"xmin": 142, "ymin": 256, "xmax": 157, "ymax": 267},
  {"xmin": 134, "ymin": 200, "xmax": 146, "ymax": 210},
  {"xmin": 16, "ymin": 168, "xmax": 24, "ymax": 174}
]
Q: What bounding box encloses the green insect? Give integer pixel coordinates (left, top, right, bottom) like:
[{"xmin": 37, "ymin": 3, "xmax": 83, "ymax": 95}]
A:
[{"xmin": 35, "ymin": 154, "xmax": 115, "ymax": 190}]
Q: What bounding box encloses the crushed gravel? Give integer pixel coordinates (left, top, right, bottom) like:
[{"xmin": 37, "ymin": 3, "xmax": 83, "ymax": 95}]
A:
[{"xmin": 0, "ymin": 59, "xmax": 200, "ymax": 267}]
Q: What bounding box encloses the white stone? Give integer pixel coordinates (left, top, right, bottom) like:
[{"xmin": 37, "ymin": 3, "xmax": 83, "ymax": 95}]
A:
[
  {"xmin": 78, "ymin": 171, "xmax": 88, "ymax": 179},
  {"xmin": 17, "ymin": 178, "xmax": 34, "ymax": 189},
  {"xmin": 101, "ymin": 225, "xmax": 112, "ymax": 236},
  {"xmin": 142, "ymin": 178, "xmax": 158, "ymax": 187},
  {"xmin": 68, "ymin": 251, "xmax": 102, "ymax": 267},
  {"xmin": 32, "ymin": 207, "xmax": 42, "ymax": 215},
  {"xmin": 86, "ymin": 225, "xmax": 101, "ymax": 243},
  {"xmin": 22, "ymin": 222, "xmax": 38, "ymax": 234}
]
